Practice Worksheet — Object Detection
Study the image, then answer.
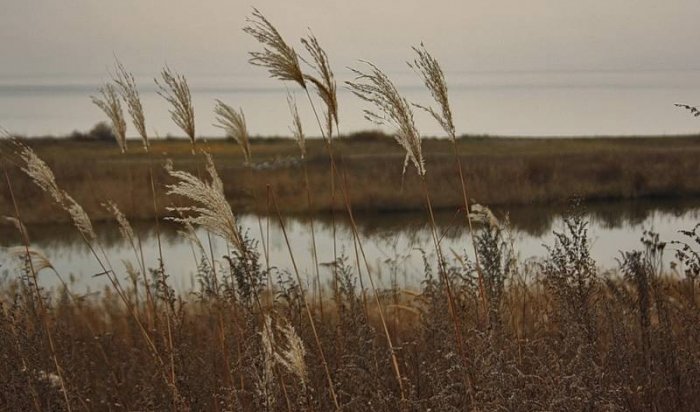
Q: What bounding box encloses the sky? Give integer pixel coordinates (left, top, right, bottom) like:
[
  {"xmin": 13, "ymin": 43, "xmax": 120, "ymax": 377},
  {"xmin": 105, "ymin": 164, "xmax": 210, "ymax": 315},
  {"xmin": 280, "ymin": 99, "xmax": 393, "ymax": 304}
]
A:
[{"xmin": 2, "ymin": 0, "xmax": 700, "ymax": 77}]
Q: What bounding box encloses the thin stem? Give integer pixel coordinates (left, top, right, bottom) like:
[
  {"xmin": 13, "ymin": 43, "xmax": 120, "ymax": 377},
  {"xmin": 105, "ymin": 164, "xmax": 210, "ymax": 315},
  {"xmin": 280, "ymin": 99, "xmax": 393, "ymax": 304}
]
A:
[
  {"xmin": 271, "ymin": 190, "xmax": 340, "ymax": 410},
  {"xmin": 3, "ymin": 165, "xmax": 72, "ymax": 412},
  {"xmin": 450, "ymin": 142, "xmax": 489, "ymax": 321},
  {"xmin": 420, "ymin": 174, "xmax": 476, "ymax": 404}
]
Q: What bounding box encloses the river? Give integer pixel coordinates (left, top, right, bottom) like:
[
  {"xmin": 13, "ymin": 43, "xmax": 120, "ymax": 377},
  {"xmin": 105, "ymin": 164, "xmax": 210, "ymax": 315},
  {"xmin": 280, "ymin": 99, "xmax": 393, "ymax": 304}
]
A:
[{"xmin": 1, "ymin": 198, "xmax": 698, "ymax": 293}]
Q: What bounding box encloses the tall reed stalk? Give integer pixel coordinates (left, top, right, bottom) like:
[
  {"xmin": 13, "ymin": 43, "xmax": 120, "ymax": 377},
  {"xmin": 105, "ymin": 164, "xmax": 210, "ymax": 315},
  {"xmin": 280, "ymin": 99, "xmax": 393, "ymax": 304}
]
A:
[
  {"xmin": 409, "ymin": 43, "xmax": 489, "ymax": 320},
  {"xmin": 287, "ymin": 93, "xmax": 324, "ymax": 317},
  {"xmin": 244, "ymin": 11, "xmax": 407, "ymax": 401},
  {"xmin": 271, "ymin": 191, "xmax": 340, "ymax": 410},
  {"xmin": 165, "ymin": 154, "xmax": 296, "ymax": 411},
  {"xmin": 347, "ymin": 61, "xmax": 475, "ymax": 402},
  {"xmin": 1, "ymin": 160, "xmax": 72, "ymax": 412},
  {"xmin": 12, "ymin": 141, "xmax": 180, "ymax": 402},
  {"xmin": 106, "ymin": 64, "xmax": 183, "ymax": 402}
]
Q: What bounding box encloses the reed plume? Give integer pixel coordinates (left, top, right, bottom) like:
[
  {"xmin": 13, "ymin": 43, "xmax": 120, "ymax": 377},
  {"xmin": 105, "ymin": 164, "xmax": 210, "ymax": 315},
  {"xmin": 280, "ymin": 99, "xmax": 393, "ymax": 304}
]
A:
[
  {"xmin": 244, "ymin": 8, "xmax": 306, "ymax": 88},
  {"xmin": 102, "ymin": 200, "xmax": 136, "ymax": 247},
  {"xmin": 469, "ymin": 203, "xmax": 500, "ymax": 229},
  {"xmin": 15, "ymin": 142, "xmax": 96, "ymax": 241},
  {"xmin": 113, "ymin": 60, "xmax": 149, "ymax": 151},
  {"xmin": 301, "ymin": 32, "xmax": 338, "ymax": 137},
  {"xmin": 287, "ymin": 93, "xmax": 306, "ymax": 158},
  {"xmin": 347, "ymin": 62, "xmax": 425, "ymax": 177},
  {"xmin": 259, "ymin": 315, "xmax": 278, "ymax": 411},
  {"xmin": 214, "ymin": 100, "xmax": 251, "ymax": 164},
  {"xmin": 165, "ymin": 153, "xmax": 243, "ymax": 252},
  {"xmin": 409, "ymin": 43, "xmax": 455, "ymax": 140},
  {"xmin": 8, "ymin": 246, "xmax": 54, "ymax": 273},
  {"xmin": 91, "ymin": 83, "xmax": 128, "ymax": 153},
  {"xmin": 410, "ymin": 44, "xmax": 490, "ymax": 322},
  {"xmin": 156, "ymin": 66, "xmax": 195, "ymax": 148},
  {"xmin": 275, "ymin": 321, "xmax": 308, "ymax": 389}
]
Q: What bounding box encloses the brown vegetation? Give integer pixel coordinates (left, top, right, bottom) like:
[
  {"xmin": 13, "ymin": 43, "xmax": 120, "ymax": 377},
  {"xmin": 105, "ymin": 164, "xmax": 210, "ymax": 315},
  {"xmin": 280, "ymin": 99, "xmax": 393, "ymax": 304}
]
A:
[
  {"xmin": 2, "ymin": 209, "xmax": 700, "ymax": 410},
  {"xmin": 2, "ymin": 9, "xmax": 700, "ymax": 411},
  {"xmin": 1, "ymin": 133, "xmax": 699, "ymax": 224}
]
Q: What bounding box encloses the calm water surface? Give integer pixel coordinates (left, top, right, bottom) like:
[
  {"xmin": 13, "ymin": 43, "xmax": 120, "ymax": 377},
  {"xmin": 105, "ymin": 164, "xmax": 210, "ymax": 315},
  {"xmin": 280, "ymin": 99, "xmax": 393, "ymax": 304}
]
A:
[
  {"xmin": 1, "ymin": 199, "xmax": 698, "ymax": 293},
  {"xmin": 2, "ymin": 70, "xmax": 700, "ymax": 137}
]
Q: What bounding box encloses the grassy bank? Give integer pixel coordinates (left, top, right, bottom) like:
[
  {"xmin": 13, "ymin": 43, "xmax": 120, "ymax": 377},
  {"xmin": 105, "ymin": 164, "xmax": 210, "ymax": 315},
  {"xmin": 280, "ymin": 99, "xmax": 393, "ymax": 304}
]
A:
[
  {"xmin": 2, "ymin": 212, "xmax": 699, "ymax": 410},
  {"xmin": 2, "ymin": 132, "xmax": 700, "ymax": 224}
]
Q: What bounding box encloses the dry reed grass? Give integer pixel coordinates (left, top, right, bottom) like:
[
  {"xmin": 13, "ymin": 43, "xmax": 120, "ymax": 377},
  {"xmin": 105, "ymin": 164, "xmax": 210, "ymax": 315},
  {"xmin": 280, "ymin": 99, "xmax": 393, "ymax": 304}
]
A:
[
  {"xmin": 113, "ymin": 60, "xmax": 149, "ymax": 151},
  {"xmin": 1, "ymin": 15, "xmax": 700, "ymax": 412},
  {"xmin": 214, "ymin": 100, "xmax": 252, "ymax": 164},
  {"xmin": 91, "ymin": 83, "xmax": 127, "ymax": 153},
  {"xmin": 347, "ymin": 62, "xmax": 425, "ymax": 177},
  {"xmin": 156, "ymin": 67, "xmax": 196, "ymax": 149}
]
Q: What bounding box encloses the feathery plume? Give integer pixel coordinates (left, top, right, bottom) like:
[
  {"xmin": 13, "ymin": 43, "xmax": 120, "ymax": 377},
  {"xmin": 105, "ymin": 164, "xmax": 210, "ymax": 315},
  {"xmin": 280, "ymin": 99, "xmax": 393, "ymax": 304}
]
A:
[
  {"xmin": 113, "ymin": 60, "xmax": 149, "ymax": 151},
  {"xmin": 102, "ymin": 201, "xmax": 135, "ymax": 247},
  {"xmin": 64, "ymin": 195, "xmax": 97, "ymax": 241},
  {"xmin": 259, "ymin": 315, "xmax": 277, "ymax": 410},
  {"xmin": 165, "ymin": 153, "xmax": 243, "ymax": 252},
  {"xmin": 244, "ymin": 8, "xmax": 306, "ymax": 88},
  {"xmin": 15, "ymin": 142, "xmax": 96, "ymax": 240},
  {"xmin": 287, "ymin": 93, "xmax": 306, "ymax": 158},
  {"xmin": 347, "ymin": 61, "xmax": 425, "ymax": 176},
  {"xmin": 275, "ymin": 321, "xmax": 308, "ymax": 389},
  {"xmin": 156, "ymin": 66, "xmax": 195, "ymax": 146},
  {"xmin": 469, "ymin": 203, "xmax": 500, "ymax": 229},
  {"xmin": 409, "ymin": 43, "xmax": 456, "ymax": 140},
  {"xmin": 91, "ymin": 83, "xmax": 127, "ymax": 153},
  {"xmin": 301, "ymin": 32, "xmax": 338, "ymax": 136},
  {"xmin": 8, "ymin": 247, "xmax": 54, "ymax": 273},
  {"xmin": 213, "ymin": 100, "xmax": 252, "ymax": 164}
]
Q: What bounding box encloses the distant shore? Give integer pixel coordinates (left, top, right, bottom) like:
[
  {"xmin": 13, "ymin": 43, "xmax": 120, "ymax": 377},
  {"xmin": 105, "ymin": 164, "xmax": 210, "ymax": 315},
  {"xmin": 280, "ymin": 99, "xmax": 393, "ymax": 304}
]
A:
[{"xmin": 2, "ymin": 131, "xmax": 700, "ymax": 224}]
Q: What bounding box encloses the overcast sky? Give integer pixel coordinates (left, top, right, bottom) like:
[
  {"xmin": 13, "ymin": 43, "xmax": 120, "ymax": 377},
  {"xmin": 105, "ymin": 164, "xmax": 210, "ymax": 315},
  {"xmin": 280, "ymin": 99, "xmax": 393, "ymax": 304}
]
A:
[{"xmin": 1, "ymin": 0, "xmax": 700, "ymax": 77}]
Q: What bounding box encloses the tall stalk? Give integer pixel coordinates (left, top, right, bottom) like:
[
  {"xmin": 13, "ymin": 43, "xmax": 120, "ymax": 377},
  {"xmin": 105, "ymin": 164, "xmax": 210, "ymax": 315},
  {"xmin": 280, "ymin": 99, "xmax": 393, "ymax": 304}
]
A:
[
  {"xmin": 409, "ymin": 43, "xmax": 489, "ymax": 319},
  {"xmin": 271, "ymin": 191, "xmax": 340, "ymax": 410},
  {"xmin": 2, "ymin": 163, "xmax": 72, "ymax": 412}
]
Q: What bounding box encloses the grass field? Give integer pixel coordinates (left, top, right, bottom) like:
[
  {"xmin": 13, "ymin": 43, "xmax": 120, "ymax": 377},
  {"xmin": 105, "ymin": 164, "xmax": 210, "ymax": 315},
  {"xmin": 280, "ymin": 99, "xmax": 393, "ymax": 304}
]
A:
[{"xmin": 2, "ymin": 132, "xmax": 700, "ymax": 224}]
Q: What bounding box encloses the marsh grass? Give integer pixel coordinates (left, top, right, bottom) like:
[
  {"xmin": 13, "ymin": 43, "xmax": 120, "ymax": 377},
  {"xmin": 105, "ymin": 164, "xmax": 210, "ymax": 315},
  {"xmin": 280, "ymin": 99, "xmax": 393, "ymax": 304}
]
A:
[{"xmin": 2, "ymin": 15, "xmax": 700, "ymax": 412}]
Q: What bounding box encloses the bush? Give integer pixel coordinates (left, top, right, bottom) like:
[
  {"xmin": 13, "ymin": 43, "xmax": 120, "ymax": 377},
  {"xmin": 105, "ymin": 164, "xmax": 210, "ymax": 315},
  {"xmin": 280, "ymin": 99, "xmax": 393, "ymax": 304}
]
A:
[{"xmin": 67, "ymin": 121, "xmax": 115, "ymax": 141}]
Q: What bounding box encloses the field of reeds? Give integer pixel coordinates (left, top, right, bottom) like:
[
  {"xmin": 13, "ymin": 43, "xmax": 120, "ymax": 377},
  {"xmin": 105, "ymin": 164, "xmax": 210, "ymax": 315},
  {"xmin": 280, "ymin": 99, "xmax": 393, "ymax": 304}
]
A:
[{"xmin": 1, "ymin": 9, "xmax": 700, "ymax": 411}]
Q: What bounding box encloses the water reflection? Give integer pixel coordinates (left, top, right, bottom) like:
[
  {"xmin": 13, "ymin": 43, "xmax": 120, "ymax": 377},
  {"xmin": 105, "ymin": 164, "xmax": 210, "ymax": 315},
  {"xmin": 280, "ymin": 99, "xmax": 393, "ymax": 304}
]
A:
[{"xmin": 1, "ymin": 198, "xmax": 699, "ymax": 292}]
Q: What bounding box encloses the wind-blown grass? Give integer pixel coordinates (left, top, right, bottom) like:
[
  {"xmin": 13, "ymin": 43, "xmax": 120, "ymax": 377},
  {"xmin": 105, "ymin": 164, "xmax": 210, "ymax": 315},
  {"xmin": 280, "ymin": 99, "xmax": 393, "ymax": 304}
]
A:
[
  {"xmin": 91, "ymin": 83, "xmax": 127, "ymax": 153},
  {"xmin": 156, "ymin": 67, "xmax": 196, "ymax": 150},
  {"xmin": 244, "ymin": 8, "xmax": 306, "ymax": 88},
  {"xmin": 165, "ymin": 153, "xmax": 243, "ymax": 252},
  {"xmin": 214, "ymin": 100, "xmax": 252, "ymax": 164},
  {"xmin": 1, "ymin": 16, "xmax": 700, "ymax": 412},
  {"xmin": 347, "ymin": 62, "xmax": 425, "ymax": 177},
  {"xmin": 113, "ymin": 59, "xmax": 149, "ymax": 151}
]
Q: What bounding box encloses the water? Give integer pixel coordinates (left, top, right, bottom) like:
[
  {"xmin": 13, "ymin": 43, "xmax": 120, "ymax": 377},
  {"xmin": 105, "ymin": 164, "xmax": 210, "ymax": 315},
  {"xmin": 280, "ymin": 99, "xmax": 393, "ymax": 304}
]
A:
[
  {"xmin": 1, "ymin": 70, "xmax": 700, "ymax": 138},
  {"xmin": 1, "ymin": 199, "xmax": 698, "ymax": 293}
]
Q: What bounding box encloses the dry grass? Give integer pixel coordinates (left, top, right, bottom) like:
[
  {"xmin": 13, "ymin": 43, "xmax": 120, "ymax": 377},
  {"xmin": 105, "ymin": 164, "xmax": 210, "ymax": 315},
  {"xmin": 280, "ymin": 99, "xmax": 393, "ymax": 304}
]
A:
[
  {"xmin": 1, "ymin": 218, "xmax": 699, "ymax": 410},
  {"xmin": 155, "ymin": 67, "xmax": 196, "ymax": 149},
  {"xmin": 2, "ymin": 17, "xmax": 700, "ymax": 412},
  {"xmin": 1, "ymin": 134, "xmax": 700, "ymax": 224},
  {"xmin": 214, "ymin": 101, "xmax": 252, "ymax": 164},
  {"xmin": 90, "ymin": 84, "xmax": 127, "ymax": 153},
  {"xmin": 113, "ymin": 60, "xmax": 149, "ymax": 151}
]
